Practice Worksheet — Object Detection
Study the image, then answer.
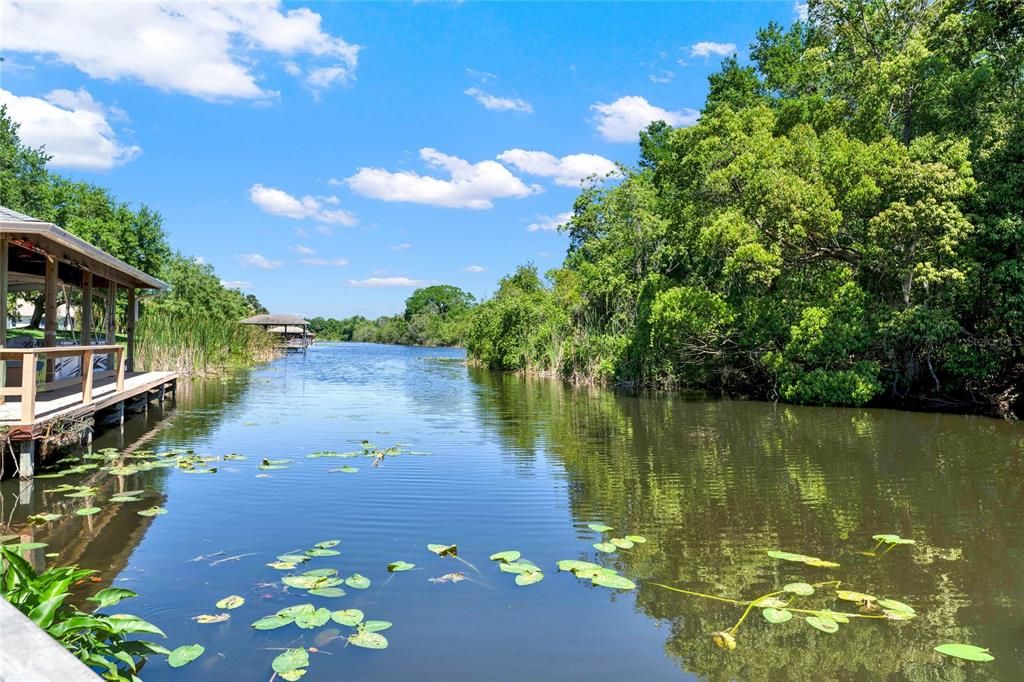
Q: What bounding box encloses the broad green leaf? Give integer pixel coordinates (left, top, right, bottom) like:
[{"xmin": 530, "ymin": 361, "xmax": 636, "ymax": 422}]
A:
[
  {"xmin": 363, "ymin": 620, "xmax": 392, "ymax": 632},
  {"xmin": 489, "ymin": 550, "xmax": 521, "ymax": 563},
  {"xmin": 330, "ymin": 609, "xmax": 364, "ymax": 626},
  {"xmin": 784, "ymin": 582, "xmax": 814, "ymax": 596},
  {"xmin": 387, "ymin": 561, "xmax": 415, "ymax": 572},
  {"xmin": 557, "ymin": 560, "xmax": 602, "ymax": 573},
  {"xmin": 593, "ymin": 542, "xmax": 616, "ymax": 553},
  {"xmin": 303, "ymin": 568, "xmax": 338, "ymax": 577},
  {"xmin": 806, "ymin": 615, "xmax": 839, "ymax": 633},
  {"xmin": 137, "ymin": 506, "xmax": 166, "ymax": 517},
  {"xmin": 277, "ymin": 604, "xmax": 315, "ymax": 619},
  {"xmin": 755, "ymin": 596, "xmax": 788, "ymax": 608},
  {"xmin": 267, "ymin": 561, "xmax": 298, "ymax": 570},
  {"xmin": 280, "ymin": 671, "xmax": 306, "ymax": 681},
  {"xmin": 624, "ymin": 535, "xmax": 647, "ymax": 544},
  {"xmin": 272, "ymin": 648, "xmax": 309, "ymax": 674},
  {"xmin": 767, "ymin": 550, "xmax": 813, "ymax": 562},
  {"xmin": 872, "ymin": 534, "xmax": 901, "ymax": 543},
  {"xmin": 294, "ymin": 607, "xmax": 331, "ymax": 629},
  {"xmin": 168, "ymin": 644, "xmax": 204, "ymax": 668},
  {"xmin": 348, "ymin": 630, "xmax": 388, "ymax": 649},
  {"xmin": 933, "ymin": 644, "xmax": 994, "ymax": 662},
  {"xmin": 216, "ymin": 595, "xmax": 245, "ymax": 610},
  {"xmin": 427, "ymin": 543, "xmax": 457, "ymax": 556},
  {"xmin": 307, "ymin": 587, "xmax": 346, "ymax": 598},
  {"xmin": 76, "ymin": 507, "xmax": 101, "ymax": 516},
  {"xmin": 89, "ymin": 588, "xmax": 137, "ymax": 609},
  {"xmin": 610, "ymin": 537, "xmax": 634, "ymax": 549},
  {"xmin": 515, "ymin": 570, "xmax": 544, "ymax": 586},
  {"xmin": 836, "ymin": 590, "xmax": 875, "ymax": 603},
  {"xmin": 591, "ymin": 573, "xmax": 636, "ymax": 590},
  {"xmin": 314, "ymin": 540, "xmax": 340, "ymax": 549},
  {"xmin": 877, "ymin": 598, "xmax": 915, "ymax": 615},
  {"xmin": 499, "ymin": 561, "xmax": 536, "ymax": 574},
  {"xmin": 345, "ymin": 573, "xmax": 370, "ymax": 589},
  {"xmin": 819, "ymin": 609, "xmax": 850, "ymax": 623},
  {"xmin": 28, "ymin": 513, "xmax": 62, "ymax": 523},
  {"xmin": 305, "ymin": 548, "xmax": 340, "ymax": 557},
  {"xmin": 587, "ymin": 523, "xmax": 613, "ymax": 533},
  {"xmin": 109, "ymin": 496, "xmax": 141, "ymax": 503},
  {"xmin": 763, "ymin": 608, "xmax": 793, "ymax": 623},
  {"xmin": 252, "ymin": 615, "xmax": 292, "ymax": 630}
]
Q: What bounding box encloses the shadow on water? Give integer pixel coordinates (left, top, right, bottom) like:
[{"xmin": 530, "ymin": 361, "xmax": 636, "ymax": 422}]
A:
[{"xmin": 467, "ymin": 367, "xmax": 1024, "ymax": 680}]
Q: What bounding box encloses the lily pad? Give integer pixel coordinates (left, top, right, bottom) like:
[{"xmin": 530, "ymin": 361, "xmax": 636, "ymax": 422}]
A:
[
  {"xmin": 137, "ymin": 506, "xmax": 166, "ymax": 517},
  {"xmin": 348, "ymin": 630, "xmax": 388, "ymax": 649},
  {"xmin": 819, "ymin": 609, "xmax": 850, "ymax": 623},
  {"xmin": 272, "ymin": 648, "xmax": 309, "ymax": 674},
  {"xmin": 806, "ymin": 615, "xmax": 839, "ymax": 633},
  {"xmin": 427, "ymin": 543, "xmax": 457, "ymax": 556},
  {"xmin": 332, "ymin": 465, "xmax": 359, "ymax": 473},
  {"xmin": 933, "ymin": 643, "xmax": 994, "ymax": 662},
  {"xmin": 363, "ymin": 620, "xmax": 393, "ymax": 632},
  {"xmin": 877, "ymin": 598, "xmax": 915, "ymax": 616},
  {"xmin": 252, "ymin": 615, "xmax": 292, "ymax": 630},
  {"xmin": 268, "ymin": 561, "xmax": 298, "ymax": 570},
  {"xmin": 192, "ymin": 613, "xmax": 230, "ymax": 624},
  {"xmin": 763, "ymin": 608, "xmax": 793, "ymax": 623},
  {"xmin": 216, "ymin": 595, "xmax": 245, "ymax": 610},
  {"xmin": 755, "ymin": 596, "xmax": 788, "ymax": 608},
  {"xmin": 303, "ymin": 568, "xmax": 339, "ymax": 577},
  {"xmin": 784, "ymin": 582, "xmax": 815, "ymax": 596},
  {"xmin": 28, "ymin": 513, "xmax": 62, "ymax": 523},
  {"xmin": 557, "ymin": 560, "xmax": 602, "ymax": 573},
  {"xmin": 489, "ymin": 550, "xmax": 521, "ymax": 563},
  {"xmin": 593, "ymin": 542, "xmax": 616, "ymax": 554},
  {"xmin": 345, "ymin": 573, "xmax": 371, "ymax": 589},
  {"xmin": 836, "ymin": 590, "xmax": 876, "ymax": 603},
  {"xmin": 610, "ymin": 537, "xmax": 634, "ymax": 549},
  {"xmin": 387, "ymin": 561, "xmax": 415, "ymax": 572},
  {"xmin": 308, "ymin": 587, "xmax": 346, "ymax": 598},
  {"xmin": 515, "ymin": 570, "xmax": 544, "ymax": 586},
  {"xmin": 314, "ymin": 540, "xmax": 340, "ymax": 549},
  {"xmin": 109, "ymin": 495, "xmax": 141, "ymax": 503},
  {"xmin": 305, "ymin": 548, "xmax": 340, "ymax": 557},
  {"xmin": 767, "ymin": 550, "xmax": 814, "ymax": 562},
  {"xmin": 168, "ymin": 644, "xmax": 204, "ymax": 668},
  {"xmin": 625, "ymin": 535, "xmax": 647, "ymax": 544},
  {"xmin": 76, "ymin": 507, "xmax": 101, "ymax": 516},
  {"xmin": 279, "ymin": 671, "xmax": 306, "ymax": 682},
  {"xmin": 587, "ymin": 523, "xmax": 613, "ymax": 533},
  {"xmin": 294, "ymin": 607, "xmax": 331, "ymax": 629},
  {"xmin": 499, "ymin": 561, "xmax": 536, "ymax": 574},
  {"xmin": 330, "ymin": 609, "xmax": 364, "ymax": 626},
  {"xmin": 591, "ymin": 573, "xmax": 636, "ymax": 590}
]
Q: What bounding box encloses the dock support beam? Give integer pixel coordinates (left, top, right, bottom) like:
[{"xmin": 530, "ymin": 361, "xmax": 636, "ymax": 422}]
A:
[
  {"xmin": 44, "ymin": 255, "xmax": 57, "ymax": 381},
  {"xmin": 17, "ymin": 440, "xmax": 35, "ymax": 479},
  {"xmin": 81, "ymin": 271, "xmax": 93, "ymax": 346},
  {"xmin": 126, "ymin": 288, "xmax": 136, "ymax": 372},
  {"xmin": 0, "ymin": 235, "xmax": 7, "ymax": 406},
  {"xmin": 105, "ymin": 283, "xmax": 117, "ymax": 371}
]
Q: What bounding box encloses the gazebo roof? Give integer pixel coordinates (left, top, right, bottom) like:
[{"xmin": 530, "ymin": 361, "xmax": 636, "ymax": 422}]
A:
[
  {"xmin": 0, "ymin": 205, "xmax": 167, "ymax": 290},
  {"xmin": 240, "ymin": 313, "xmax": 309, "ymax": 326}
]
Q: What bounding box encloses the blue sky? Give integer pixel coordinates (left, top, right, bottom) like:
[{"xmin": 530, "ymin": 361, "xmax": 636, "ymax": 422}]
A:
[{"xmin": 1, "ymin": 1, "xmax": 803, "ymax": 318}]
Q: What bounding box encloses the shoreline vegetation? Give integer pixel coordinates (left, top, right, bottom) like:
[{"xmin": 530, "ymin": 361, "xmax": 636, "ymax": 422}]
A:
[
  {"xmin": 314, "ymin": 3, "xmax": 1023, "ymax": 420},
  {"xmin": 1, "ymin": 109, "xmax": 274, "ymax": 377}
]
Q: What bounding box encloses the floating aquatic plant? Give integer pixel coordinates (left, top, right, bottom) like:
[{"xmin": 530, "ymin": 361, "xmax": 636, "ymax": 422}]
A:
[
  {"xmin": 215, "ymin": 595, "xmax": 245, "ymax": 609},
  {"xmin": 75, "ymin": 507, "xmax": 101, "ymax": 516},
  {"xmin": 137, "ymin": 506, "xmax": 167, "ymax": 517},
  {"xmin": 766, "ymin": 550, "xmax": 840, "ymax": 568},
  {"xmin": 557, "ymin": 560, "xmax": 636, "ymax": 590},
  {"xmin": 588, "ymin": 523, "xmax": 613, "ymax": 533},
  {"xmin": 168, "ymin": 644, "xmax": 204, "ymax": 668},
  {"xmin": 934, "ymin": 643, "xmax": 994, "ymax": 662},
  {"xmin": 27, "ymin": 513, "xmax": 62, "ymax": 523},
  {"xmin": 192, "ymin": 613, "xmax": 229, "ymax": 624},
  {"xmin": 387, "ymin": 561, "xmax": 415, "ymax": 572},
  {"xmin": 862, "ymin": 533, "xmax": 916, "ymax": 556}
]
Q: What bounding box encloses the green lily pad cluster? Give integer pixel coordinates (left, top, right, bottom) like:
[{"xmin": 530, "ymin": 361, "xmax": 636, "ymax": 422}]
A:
[
  {"xmin": 766, "ymin": 549, "xmax": 840, "ymax": 568},
  {"xmin": 387, "ymin": 560, "xmax": 415, "ymax": 572},
  {"xmin": 588, "ymin": 523, "xmax": 647, "ymax": 555},
  {"xmin": 489, "ymin": 550, "xmax": 544, "ymax": 586},
  {"xmin": 557, "ymin": 560, "xmax": 636, "ymax": 590},
  {"xmin": 282, "ymin": 569, "xmax": 346, "ymax": 597}
]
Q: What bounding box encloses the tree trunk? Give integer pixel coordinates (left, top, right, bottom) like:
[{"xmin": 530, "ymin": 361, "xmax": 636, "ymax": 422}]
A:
[{"xmin": 29, "ymin": 294, "xmax": 44, "ymax": 329}]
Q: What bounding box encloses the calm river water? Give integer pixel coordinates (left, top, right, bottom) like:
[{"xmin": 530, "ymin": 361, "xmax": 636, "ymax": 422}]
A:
[{"xmin": 2, "ymin": 343, "xmax": 1022, "ymax": 680}]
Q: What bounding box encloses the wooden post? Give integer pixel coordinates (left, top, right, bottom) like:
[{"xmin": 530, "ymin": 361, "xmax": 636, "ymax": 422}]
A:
[
  {"xmin": 106, "ymin": 282, "xmax": 117, "ymax": 371},
  {"xmin": 82, "ymin": 349, "xmax": 94, "ymax": 404},
  {"xmin": 1, "ymin": 236, "xmax": 8, "ymax": 406},
  {"xmin": 115, "ymin": 346, "xmax": 125, "ymax": 392},
  {"xmin": 18, "ymin": 440, "xmax": 35, "ymax": 479},
  {"xmin": 126, "ymin": 288, "xmax": 136, "ymax": 372},
  {"xmin": 81, "ymin": 271, "xmax": 93, "ymax": 346},
  {"xmin": 20, "ymin": 350, "xmax": 37, "ymax": 424},
  {"xmin": 44, "ymin": 255, "xmax": 57, "ymax": 381}
]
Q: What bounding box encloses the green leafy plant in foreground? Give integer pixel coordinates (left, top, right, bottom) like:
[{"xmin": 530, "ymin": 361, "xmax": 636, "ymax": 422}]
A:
[{"xmin": 0, "ymin": 546, "xmax": 169, "ymax": 680}]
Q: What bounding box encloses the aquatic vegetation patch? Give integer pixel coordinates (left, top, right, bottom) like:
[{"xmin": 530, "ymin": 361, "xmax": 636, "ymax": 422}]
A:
[
  {"xmin": 934, "ymin": 643, "xmax": 994, "ymax": 662},
  {"xmin": 766, "ymin": 549, "xmax": 840, "ymax": 568}
]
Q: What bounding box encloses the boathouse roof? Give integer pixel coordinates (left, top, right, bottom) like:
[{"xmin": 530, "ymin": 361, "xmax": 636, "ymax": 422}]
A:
[
  {"xmin": 0, "ymin": 205, "xmax": 167, "ymax": 290},
  {"xmin": 239, "ymin": 313, "xmax": 310, "ymax": 326}
]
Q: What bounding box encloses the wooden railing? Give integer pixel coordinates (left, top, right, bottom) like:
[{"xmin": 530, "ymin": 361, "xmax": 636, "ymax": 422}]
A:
[{"xmin": 0, "ymin": 344, "xmax": 125, "ymax": 424}]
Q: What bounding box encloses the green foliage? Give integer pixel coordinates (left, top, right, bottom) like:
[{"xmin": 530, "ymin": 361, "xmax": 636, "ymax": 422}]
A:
[
  {"xmin": 466, "ymin": 0, "xmax": 1024, "ymax": 414},
  {"xmin": 0, "ymin": 547, "xmax": 168, "ymax": 680}
]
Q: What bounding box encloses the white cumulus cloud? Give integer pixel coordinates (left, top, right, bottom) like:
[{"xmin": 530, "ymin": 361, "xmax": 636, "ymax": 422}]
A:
[
  {"xmin": 238, "ymin": 253, "xmax": 283, "ymax": 270},
  {"xmin": 291, "ymin": 244, "xmax": 316, "ymax": 255},
  {"xmin": 464, "ymin": 88, "xmax": 533, "ymax": 113},
  {"xmin": 220, "ymin": 280, "xmax": 253, "ymax": 289},
  {"xmin": 794, "ymin": 2, "xmax": 809, "ymax": 20},
  {"xmin": 690, "ymin": 41, "xmax": 737, "ymax": 58},
  {"xmin": 0, "ymin": 88, "xmax": 139, "ymax": 169},
  {"xmin": 497, "ymin": 149, "xmax": 619, "ymax": 187},
  {"xmin": 527, "ymin": 212, "xmax": 573, "ymax": 233},
  {"xmin": 590, "ymin": 95, "xmax": 699, "ymax": 143},
  {"xmin": 2, "ymin": 1, "xmax": 360, "ymax": 100},
  {"xmin": 463, "ymin": 265, "xmax": 486, "ymax": 273},
  {"xmin": 346, "ymin": 148, "xmax": 541, "ymax": 209},
  {"xmin": 347, "ymin": 277, "xmax": 430, "ymax": 288},
  {"xmin": 301, "ymin": 257, "xmax": 349, "ymax": 266},
  {"xmin": 249, "ymin": 184, "xmax": 357, "ymax": 226}
]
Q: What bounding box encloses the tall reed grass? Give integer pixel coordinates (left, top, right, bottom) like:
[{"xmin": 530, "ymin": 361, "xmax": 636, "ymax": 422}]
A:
[{"xmin": 135, "ymin": 309, "xmax": 278, "ymax": 376}]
